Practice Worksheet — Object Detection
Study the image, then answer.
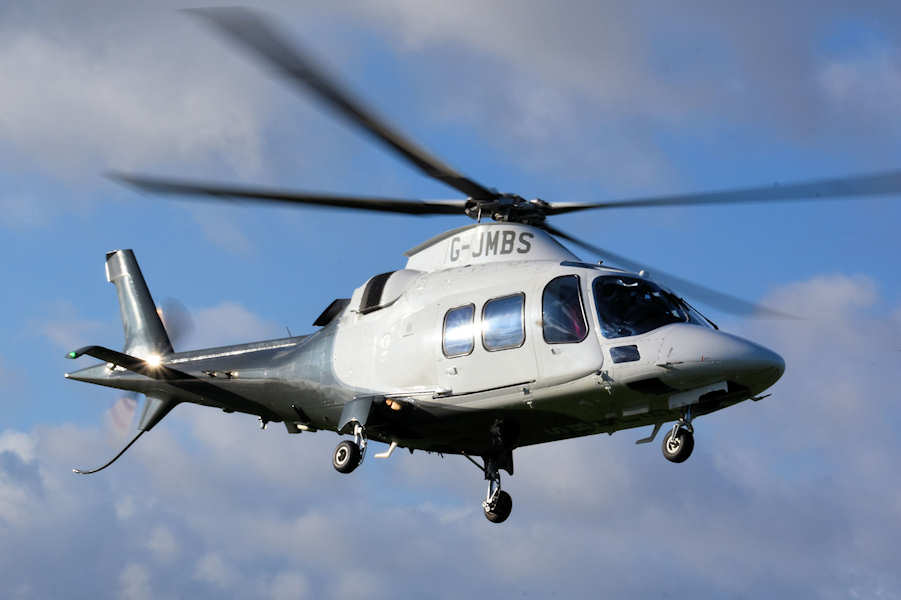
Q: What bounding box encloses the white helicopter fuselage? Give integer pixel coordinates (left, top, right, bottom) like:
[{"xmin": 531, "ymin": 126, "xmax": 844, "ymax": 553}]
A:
[
  {"xmin": 67, "ymin": 223, "xmax": 783, "ymax": 455},
  {"xmin": 328, "ymin": 222, "xmax": 784, "ymax": 448}
]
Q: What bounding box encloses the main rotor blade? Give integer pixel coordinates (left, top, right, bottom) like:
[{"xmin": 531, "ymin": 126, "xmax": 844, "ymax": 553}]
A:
[
  {"xmin": 185, "ymin": 6, "xmax": 498, "ymax": 201},
  {"xmin": 110, "ymin": 173, "xmax": 467, "ymax": 216},
  {"xmin": 546, "ymin": 169, "xmax": 901, "ymax": 215},
  {"xmin": 541, "ymin": 224, "xmax": 793, "ymax": 318}
]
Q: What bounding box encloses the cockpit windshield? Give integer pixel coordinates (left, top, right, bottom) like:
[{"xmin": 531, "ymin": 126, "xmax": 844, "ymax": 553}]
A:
[{"xmin": 592, "ymin": 275, "xmax": 711, "ymax": 339}]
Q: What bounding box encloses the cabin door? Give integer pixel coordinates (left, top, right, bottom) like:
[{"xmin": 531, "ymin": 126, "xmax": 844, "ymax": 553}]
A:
[{"xmin": 436, "ymin": 291, "xmax": 539, "ymax": 397}]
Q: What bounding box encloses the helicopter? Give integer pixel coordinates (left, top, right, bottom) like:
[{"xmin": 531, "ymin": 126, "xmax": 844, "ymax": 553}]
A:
[{"xmin": 64, "ymin": 7, "xmax": 901, "ymax": 524}]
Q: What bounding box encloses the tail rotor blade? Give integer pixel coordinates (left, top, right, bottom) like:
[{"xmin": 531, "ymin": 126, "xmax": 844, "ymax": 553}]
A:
[
  {"xmin": 157, "ymin": 298, "xmax": 194, "ymax": 348},
  {"xmin": 108, "ymin": 393, "xmax": 139, "ymax": 438}
]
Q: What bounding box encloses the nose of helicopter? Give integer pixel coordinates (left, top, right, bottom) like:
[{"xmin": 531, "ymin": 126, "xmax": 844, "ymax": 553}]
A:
[{"xmin": 656, "ymin": 324, "xmax": 785, "ymax": 395}]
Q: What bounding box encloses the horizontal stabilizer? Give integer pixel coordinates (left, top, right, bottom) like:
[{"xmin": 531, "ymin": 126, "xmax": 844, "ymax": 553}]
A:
[
  {"xmin": 66, "ymin": 345, "xmax": 279, "ymax": 421},
  {"xmin": 67, "ymin": 345, "xmax": 182, "ymax": 380}
]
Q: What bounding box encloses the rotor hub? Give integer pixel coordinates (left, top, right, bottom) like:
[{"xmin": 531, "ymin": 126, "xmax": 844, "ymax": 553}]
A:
[{"xmin": 464, "ymin": 195, "xmax": 548, "ymax": 225}]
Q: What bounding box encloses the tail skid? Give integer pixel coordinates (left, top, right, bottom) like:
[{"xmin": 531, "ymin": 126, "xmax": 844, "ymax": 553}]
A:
[{"xmin": 73, "ymin": 429, "xmax": 146, "ymax": 475}]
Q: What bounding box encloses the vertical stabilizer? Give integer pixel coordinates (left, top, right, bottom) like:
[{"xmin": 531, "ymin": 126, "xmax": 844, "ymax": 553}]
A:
[{"xmin": 105, "ymin": 250, "xmax": 173, "ymax": 358}]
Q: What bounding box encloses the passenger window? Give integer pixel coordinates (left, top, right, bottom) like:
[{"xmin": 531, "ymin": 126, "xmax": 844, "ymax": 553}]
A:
[
  {"xmin": 482, "ymin": 293, "xmax": 525, "ymax": 351},
  {"xmin": 443, "ymin": 304, "xmax": 475, "ymax": 357},
  {"xmin": 542, "ymin": 275, "xmax": 588, "ymax": 343}
]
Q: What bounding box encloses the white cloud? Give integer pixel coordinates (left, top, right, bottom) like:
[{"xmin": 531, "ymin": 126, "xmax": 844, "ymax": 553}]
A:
[
  {"xmin": 0, "ymin": 467, "xmax": 34, "ymax": 525},
  {"xmin": 0, "ymin": 11, "xmax": 266, "ymax": 176},
  {"xmin": 115, "ymin": 496, "xmax": 137, "ymax": 521},
  {"xmin": 269, "ymin": 571, "xmax": 310, "ymax": 600},
  {"xmin": 0, "ymin": 193, "xmax": 50, "ymax": 229},
  {"xmin": 189, "ymin": 206, "xmax": 256, "ymax": 257},
  {"xmin": 0, "ymin": 430, "xmax": 36, "ymax": 463},
  {"xmin": 356, "ymin": 1, "xmax": 667, "ymax": 114},
  {"xmin": 338, "ymin": 0, "xmax": 901, "ymax": 197},
  {"xmin": 146, "ymin": 526, "xmax": 179, "ymax": 563},
  {"xmin": 330, "ymin": 569, "xmax": 382, "ymax": 600},
  {"xmin": 820, "ymin": 47, "xmax": 901, "ymax": 130},
  {"xmin": 37, "ymin": 300, "xmax": 110, "ymax": 352},
  {"xmin": 186, "ymin": 301, "xmax": 284, "ymax": 349},
  {"xmin": 765, "ymin": 273, "xmax": 879, "ymax": 317},
  {"xmin": 118, "ymin": 563, "xmax": 152, "ymax": 600},
  {"xmin": 194, "ymin": 553, "xmax": 233, "ymax": 589}
]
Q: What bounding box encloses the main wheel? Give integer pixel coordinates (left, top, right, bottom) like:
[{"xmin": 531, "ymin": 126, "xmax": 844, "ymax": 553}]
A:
[
  {"xmin": 332, "ymin": 440, "xmax": 362, "ymax": 473},
  {"xmin": 661, "ymin": 427, "xmax": 694, "ymax": 463},
  {"xmin": 484, "ymin": 490, "xmax": 513, "ymax": 523}
]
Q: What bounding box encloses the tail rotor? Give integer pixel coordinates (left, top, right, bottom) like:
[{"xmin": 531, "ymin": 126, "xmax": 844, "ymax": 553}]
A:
[
  {"xmin": 156, "ymin": 298, "xmax": 194, "ymax": 348},
  {"xmin": 104, "ymin": 297, "xmax": 194, "ymax": 439}
]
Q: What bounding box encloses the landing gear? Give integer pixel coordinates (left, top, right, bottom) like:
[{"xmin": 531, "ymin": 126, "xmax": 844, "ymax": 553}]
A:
[
  {"xmin": 465, "ymin": 452, "xmax": 514, "ymax": 523},
  {"xmin": 662, "ymin": 410, "xmax": 694, "ymax": 463},
  {"xmin": 332, "ymin": 424, "xmax": 367, "ymax": 474},
  {"xmin": 483, "ymin": 482, "xmax": 513, "ymax": 524},
  {"xmin": 662, "ymin": 427, "xmax": 694, "ymax": 462},
  {"xmin": 332, "ymin": 440, "xmax": 361, "ymax": 473}
]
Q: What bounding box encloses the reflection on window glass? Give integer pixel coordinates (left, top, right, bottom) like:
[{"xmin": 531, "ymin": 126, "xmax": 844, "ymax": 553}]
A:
[
  {"xmin": 482, "ymin": 294, "xmax": 525, "ymax": 350},
  {"xmin": 593, "ymin": 275, "xmax": 694, "ymax": 339},
  {"xmin": 542, "ymin": 275, "xmax": 588, "ymax": 343},
  {"xmin": 443, "ymin": 304, "xmax": 475, "ymax": 357}
]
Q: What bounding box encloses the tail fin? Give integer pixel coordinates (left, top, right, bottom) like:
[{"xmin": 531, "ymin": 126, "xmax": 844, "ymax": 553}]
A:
[{"xmin": 105, "ymin": 250, "xmax": 173, "ymax": 357}]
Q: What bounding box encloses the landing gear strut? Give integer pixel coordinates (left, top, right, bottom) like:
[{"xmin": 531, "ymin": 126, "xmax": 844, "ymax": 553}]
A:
[
  {"xmin": 662, "ymin": 409, "xmax": 695, "ymax": 463},
  {"xmin": 332, "ymin": 423, "xmax": 367, "ymax": 474},
  {"xmin": 483, "ymin": 467, "xmax": 513, "ymax": 524},
  {"xmin": 465, "ymin": 452, "xmax": 514, "ymax": 523}
]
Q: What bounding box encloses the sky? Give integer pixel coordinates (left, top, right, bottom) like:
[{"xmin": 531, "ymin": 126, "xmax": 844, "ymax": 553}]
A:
[{"xmin": 1, "ymin": 1, "xmax": 901, "ymax": 598}]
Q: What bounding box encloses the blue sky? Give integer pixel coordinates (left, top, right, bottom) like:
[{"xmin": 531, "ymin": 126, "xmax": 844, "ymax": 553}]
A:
[{"xmin": 1, "ymin": 2, "xmax": 900, "ymax": 598}]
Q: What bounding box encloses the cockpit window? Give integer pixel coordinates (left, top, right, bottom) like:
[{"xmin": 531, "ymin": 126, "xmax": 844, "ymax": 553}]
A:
[
  {"xmin": 542, "ymin": 275, "xmax": 588, "ymax": 343},
  {"xmin": 592, "ymin": 275, "xmax": 705, "ymax": 339}
]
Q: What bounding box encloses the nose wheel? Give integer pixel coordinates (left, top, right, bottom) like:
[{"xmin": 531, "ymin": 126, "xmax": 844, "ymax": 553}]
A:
[
  {"xmin": 662, "ymin": 427, "xmax": 694, "ymax": 462},
  {"xmin": 662, "ymin": 412, "xmax": 695, "ymax": 463}
]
